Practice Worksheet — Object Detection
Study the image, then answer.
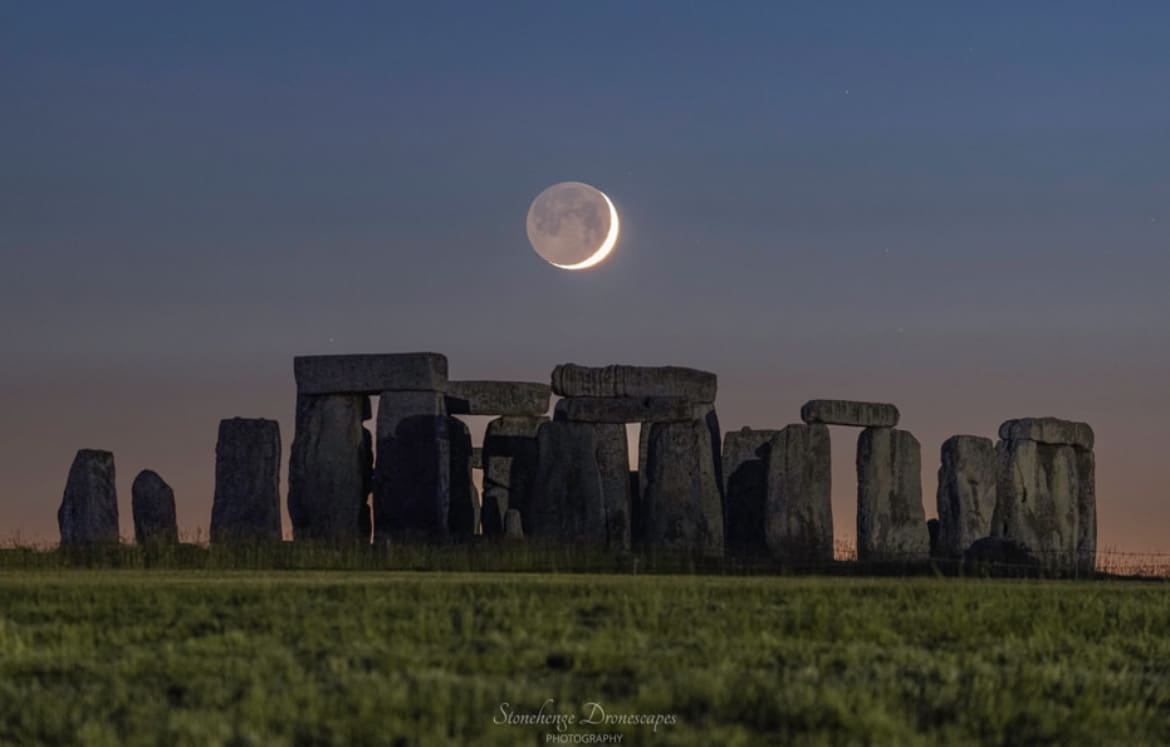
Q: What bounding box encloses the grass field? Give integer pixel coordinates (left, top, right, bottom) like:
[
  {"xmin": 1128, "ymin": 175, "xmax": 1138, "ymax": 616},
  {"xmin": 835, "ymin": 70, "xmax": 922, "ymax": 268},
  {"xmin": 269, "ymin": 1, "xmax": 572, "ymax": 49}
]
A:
[{"xmin": 1, "ymin": 565, "xmax": 1169, "ymax": 746}]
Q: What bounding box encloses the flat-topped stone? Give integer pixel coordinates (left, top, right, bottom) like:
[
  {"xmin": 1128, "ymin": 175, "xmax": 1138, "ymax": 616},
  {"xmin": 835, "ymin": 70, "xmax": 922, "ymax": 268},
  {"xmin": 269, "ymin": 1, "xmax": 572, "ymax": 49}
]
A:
[
  {"xmin": 554, "ymin": 396, "xmax": 696, "ymax": 423},
  {"xmin": 445, "ymin": 380, "xmax": 550, "ymax": 416},
  {"xmin": 801, "ymin": 400, "xmax": 899, "ymax": 428},
  {"xmin": 998, "ymin": 417, "xmax": 1094, "ymax": 450},
  {"xmin": 551, "ymin": 363, "xmax": 716, "ymax": 403},
  {"xmin": 295, "ymin": 353, "xmax": 448, "ymax": 395}
]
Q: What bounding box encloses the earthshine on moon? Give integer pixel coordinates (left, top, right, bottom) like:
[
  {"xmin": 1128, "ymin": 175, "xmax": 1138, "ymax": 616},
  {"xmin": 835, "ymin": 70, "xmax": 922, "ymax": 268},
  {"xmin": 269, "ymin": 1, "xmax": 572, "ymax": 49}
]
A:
[{"xmin": 526, "ymin": 181, "xmax": 620, "ymax": 270}]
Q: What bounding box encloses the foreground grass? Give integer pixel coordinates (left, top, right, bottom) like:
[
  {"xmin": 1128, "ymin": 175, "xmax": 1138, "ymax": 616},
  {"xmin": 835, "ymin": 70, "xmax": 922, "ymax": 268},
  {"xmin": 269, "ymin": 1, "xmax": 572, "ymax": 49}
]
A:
[{"xmin": 0, "ymin": 572, "xmax": 1168, "ymax": 746}]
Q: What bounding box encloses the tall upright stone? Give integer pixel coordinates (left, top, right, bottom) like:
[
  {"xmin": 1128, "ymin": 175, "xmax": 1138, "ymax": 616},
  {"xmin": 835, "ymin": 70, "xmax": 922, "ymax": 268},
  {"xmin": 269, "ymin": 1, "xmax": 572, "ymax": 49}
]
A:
[
  {"xmin": 529, "ymin": 421, "xmax": 606, "ymax": 543},
  {"xmin": 641, "ymin": 419, "xmax": 724, "ymax": 558},
  {"xmin": 856, "ymin": 427, "xmax": 929, "ymax": 562},
  {"xmin": 764, "ymin": 424, "xmax": 833, "ymax": 563},
  {"xmin": 131, "ymin": 470, "xmax": 178, "ymax": 545},
  {"xmin": 588, "ymin": 423, "xmax": 632, "ymax": 550},
  {"xmin": 447, "ymin": 417, "xmax": 479, "ymax": 537},
  {"xmin": 481, "ymin": 416, "xmax": 546, "ymax": 537},
  {"xmin": 373, "ymin": 390, "xmax": 450, "ymax": 542},
  {"xmin": 288, "ymin": 394, "xmax": 370, "ymax": 541},
  {"xmin": 1076, "ymin": 448, "xmax": 1097, "ymax": 574},
  {"xmin": 936, "ymin": 435, "xmax": 997, "ymax": 558},
  {"xmin": 358, "ymin": 426, "xmax": 374, "ymax": 542},
  {"xmin": 211, "ymin": 419, "xmax": 281, "ymax": 543},
  {"xmin": 993, "ymin": 417, "xmax": 1096, "ymax": 574},
  {"xmin": 58, "ymin": 449, "xmax": 119, "ymax": 545},
  {"xmin": 723, "ymin": 428, "xmax": 780, "ymax": 555},
  {"xmin": 992, "ymin": 438, "xmax": 1081, "ymax": 572}
]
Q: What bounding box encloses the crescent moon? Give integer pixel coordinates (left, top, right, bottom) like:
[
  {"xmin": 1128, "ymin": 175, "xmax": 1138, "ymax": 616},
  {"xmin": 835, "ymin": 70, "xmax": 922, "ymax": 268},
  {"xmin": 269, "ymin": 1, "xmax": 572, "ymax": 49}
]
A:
[{"xmin": 547, "ymin": 191, "xmax": 620, "ymax": 271}]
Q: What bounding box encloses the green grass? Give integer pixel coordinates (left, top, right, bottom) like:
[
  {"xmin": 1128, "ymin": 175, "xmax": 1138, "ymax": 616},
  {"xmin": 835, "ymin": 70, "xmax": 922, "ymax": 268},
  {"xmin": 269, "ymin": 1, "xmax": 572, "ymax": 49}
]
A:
[{"xmin": 1, "ymin": 569, "xmax": 1169, "ymax": 746}]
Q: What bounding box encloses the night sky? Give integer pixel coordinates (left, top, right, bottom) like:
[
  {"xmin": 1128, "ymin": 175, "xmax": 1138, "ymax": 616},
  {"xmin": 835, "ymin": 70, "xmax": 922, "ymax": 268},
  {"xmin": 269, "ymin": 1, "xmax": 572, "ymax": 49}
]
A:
[{"xmin": 2, "ymin": 3, "xmax": 1167, "ymax": 550}]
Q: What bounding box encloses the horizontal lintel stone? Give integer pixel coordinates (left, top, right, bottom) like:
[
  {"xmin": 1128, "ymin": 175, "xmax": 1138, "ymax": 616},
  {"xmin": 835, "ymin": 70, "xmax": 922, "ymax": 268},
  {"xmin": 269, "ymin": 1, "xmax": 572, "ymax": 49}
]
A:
[
  {"xmin": 295, "ymin": 353, "xmax": 448, "ymax": 395},
  {"xmin": 445, "ymin": 380, "xmax": 550, "ymax": 416},
  {"xmin": 800, "ymin": 399, "xmax": 899, "ymax": 428}
]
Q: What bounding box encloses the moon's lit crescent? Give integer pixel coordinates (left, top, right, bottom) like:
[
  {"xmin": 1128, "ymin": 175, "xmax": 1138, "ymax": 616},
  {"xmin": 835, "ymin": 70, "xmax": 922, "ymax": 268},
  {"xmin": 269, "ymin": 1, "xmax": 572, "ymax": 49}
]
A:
[{"xmin": 547, "ymin": 190, "xmax": 620, "ymax": 271}]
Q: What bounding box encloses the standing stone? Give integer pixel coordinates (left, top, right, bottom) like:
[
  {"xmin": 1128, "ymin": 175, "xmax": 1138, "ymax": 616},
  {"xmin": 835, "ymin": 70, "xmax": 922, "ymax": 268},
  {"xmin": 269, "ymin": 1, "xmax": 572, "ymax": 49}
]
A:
[
  {"xmin": 927, "ymin": 518, "xmax": 940, "ymax": 558},
  {"xmin": 481, "ymin": 415, "xmax": 546, "ymax": 537},
  {"xmin": 587, "ymin": 423, "xmax": 632, "ymax": 550},
  {"xmin": 358, "ymin": 426, "xmax": 374, "ymax": 543},
  {"xmin": 58, "ymin": 449, "xmax": 119, "ymax": 545},
  {"xmin": 504, "ymin": 509, "xmax": 524, "ymax": 540},
  {"xmin": 856, "ymin": 427, "xmax": 929, "ymax": 562},
  {"xmin": 629, "ymin": 470, "xmax": 642, "ymax": 543},
  {"xmin": 935, "ymin": 435, "xmax": 997, "ymax": 558},
  {"xmin": 992, "ymin": 438, "xmax": 1081, "ymax": 572},
  {"xmin": 1076, "ymin": 448, "xmax": 1097, "ymax": 574},
  {"xmin": 723, "ymin": 428, "xmax": 780, "ymax": 555},
  {"xmin": 288, "ymin": 395, "xmax": 369, "ymax": 541},
  {"xmin": 131, "ymin": 470, "xmax": 178, "ymax": 545},
  {"xmin": 373, "ymin": 390, "xmax": 450, "ymax": 542},
  {"xmin": 764, "ymin": 425, "xmax": 833, "ymax": 563},
  {"xmin": 448, "ymin": 417, "xmax": 479, "ymax": 537},
  {"xmin": 211, "ymin": 419, "xmax": 281, "ymax": 543},
  {"xmin": 638, "ymin": 406, "xmax": 723, "ymax": 514},
  {"xmin": 529, "ymin": 421, "xmax": 606, "ymax": 542},
  {"xmin": 641, "ymin": 419, "xmax": 724, "ymax": 558}
]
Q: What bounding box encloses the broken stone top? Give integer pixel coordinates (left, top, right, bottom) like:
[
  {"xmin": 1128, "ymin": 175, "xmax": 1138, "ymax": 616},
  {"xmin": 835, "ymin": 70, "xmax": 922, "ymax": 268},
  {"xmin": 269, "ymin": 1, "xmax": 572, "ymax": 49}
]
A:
[
  {"xmin": 445, "ymin": 380, "xmax": 550, "ymax": 416},
  {"xmin": 999, "ymin": 417, "xmax": 1094, "ymax": 450},
  {"xmin": 295, "ymin": 353, "xmax": 448, "ymax": 395},
  {"xmin": 800, "ymin": 400, "xmax": 899, "ymax": 428},
  {"xmin": 550, "ymin": 363, "xmax": 717, "ymax": 403}
]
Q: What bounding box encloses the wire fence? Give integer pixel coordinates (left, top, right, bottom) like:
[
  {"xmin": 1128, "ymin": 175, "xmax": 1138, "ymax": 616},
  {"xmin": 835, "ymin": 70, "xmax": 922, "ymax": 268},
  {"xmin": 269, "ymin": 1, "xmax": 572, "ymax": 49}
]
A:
[{"xmin": 0, "ymin": 534, "xmax": 1167, "ymax": 579}]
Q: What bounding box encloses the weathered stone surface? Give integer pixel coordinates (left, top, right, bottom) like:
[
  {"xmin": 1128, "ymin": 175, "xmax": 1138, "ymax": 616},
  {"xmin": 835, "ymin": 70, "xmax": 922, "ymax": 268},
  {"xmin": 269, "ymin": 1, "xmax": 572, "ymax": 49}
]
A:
[
  {"xmin": 504, "ymin": 509, "xmax": 524, "ymax": 540},
  {"xmin": 642, "ymin": 419, "xmax": 724, "ymax": 558},
  {"xmin": 998, "ymin": 417, "xmax": 1094, "ymax": 450},
  {"xmin": 131, "ymin": 470, "xmax": 178, "ymax": 545},
  {"xmin": 447, "ymin": 417, "xmax": 479, "ymax": 537},
  {"xmin": 373, "ymin": 391, "xmax": 450, "ymax": 542},
  {"xmin": 445, "ymin": 381, "xmax": 550, "ymax": 416},
  {"xmin": 992, "ymin": 438, "xmax": 1082, "ymax": 572},
  {"xmin": 295, "ymin": 353, "xmax": 448, "ymax": 395},
  {"xmin": 801, "ymin": 400, "xmax": 899, "ymax": 428},
  {"xmin": 586, "ymin": 423, "xmax": 632, "ymax": 550},
  {"xmin": 482, "ymin": 416, "xmax": 546, "ymax": 537},
  {"xmin": 58, "ymin": 449, "xmax": 119, "ymax": 545},
  {"xmin": 764, "ymin": 424, "xmax": 833, "ymax": 563},
  {"xmin": 638, "ymin": 405, "xmax": 723, "ymax": 511},
  {"xmin": 723, "ymin": 428, "xmax": 780, "ymax": 554},
  {"xmin": 554, "ymin": 396, "xmax": 695, "ymax": 424},
  {"xmin": 358, "ymin": 427, "xmax": 373, "ymax": 542},
  {"xmin": 856, "ymin": 427, "xmax": 929, "ymax": 562},
  {"xmin": 471, "ymin": 447, "xmax": 483, "ymax": 470},
  {"xmin": 551, "ymin": 363, "xmax": 717, "ymax": 403},
  {"xmin": 288, "ymin": 395, "xmax": 369, "ymax": 541},
  {"xmin": 211, "ymin": 419, "xmax": 281, "ymax": 543},
  {"xmin": 1076, "ymin": 448, "xmax": 1097, "ymax": 574},
  {"xmin": 529, "ymin": 421, "xmax": 606, "ymax": 542},
  {"xmin": 936, "ymin": 435, "xmax": 997, "ymax": 558}
]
